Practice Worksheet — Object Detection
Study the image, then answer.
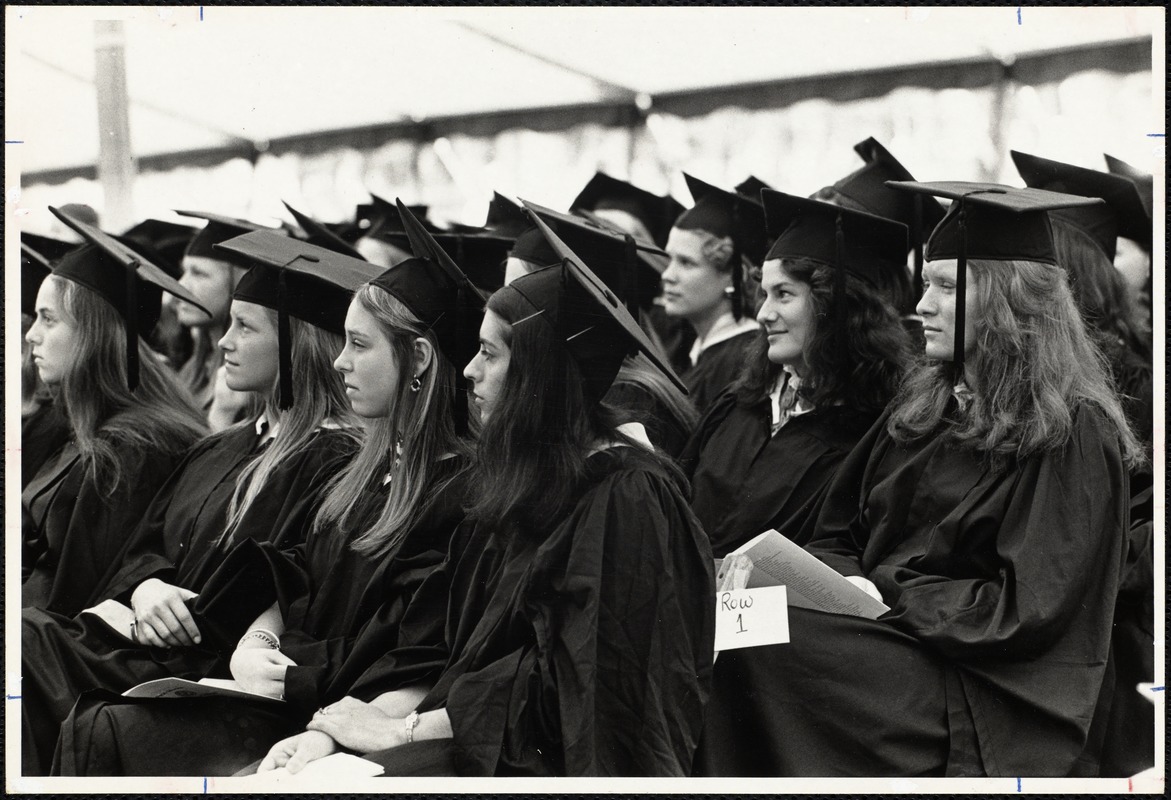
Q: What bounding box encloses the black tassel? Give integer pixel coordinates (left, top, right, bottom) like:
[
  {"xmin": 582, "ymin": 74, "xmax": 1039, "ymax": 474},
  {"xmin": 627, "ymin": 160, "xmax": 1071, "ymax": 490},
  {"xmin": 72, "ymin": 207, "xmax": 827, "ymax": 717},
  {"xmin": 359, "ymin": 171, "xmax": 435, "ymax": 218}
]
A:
[
  {"xmin": 277, "ymin": 268, "xmax": 293, "ymax": 410},
  {"xmin": 912, "ymin": 195, "xmax": 925, "ymax": 301},
  {"xmin": 454, "ymin": 283, "xmax": 469, "ymax": 435},
  {"xmin": 833, "ymin": 214, "xmax": 849, "ymax": 378},
  {"xmin": 729, "ymin": 198, "xmax": 744, "ymax": 320},
  {"xmin": 623, "ymin": 234, "xmax": 640, "ymax": 318},
  {"xmin": 125, "ymin": 261, "xmax": 140, "ymax": 391},
  {"xmin": 953, "ymin": 201, "xmax": 968, "ymax": 376}
]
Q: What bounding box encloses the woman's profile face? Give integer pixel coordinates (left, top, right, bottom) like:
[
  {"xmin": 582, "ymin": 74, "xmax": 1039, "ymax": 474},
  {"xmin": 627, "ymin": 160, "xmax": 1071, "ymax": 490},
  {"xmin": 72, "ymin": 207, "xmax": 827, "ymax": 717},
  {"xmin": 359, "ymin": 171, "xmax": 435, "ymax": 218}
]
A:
[
  {"xmin": 463, "ymin": 309, "xmax": 511, "ymax": 424},
  {"xmin": 916, "ymin": 259, "xmax": 978, "ymax": 362},
  {"xmin": 660, "ymin": 227, "xmax": 732, "ymax": 323},
  {"xmin": 334, "ymin": 298, "xmax": 401, "ymax": 419},
  {"xmin": 217, "ymin": 300, "xmax": 279, "ymax": 393},
  {"xmin": 176, "ymin": 256, "xmax": 234, "ymax": 328},
  {"xmin": 757, "ymin": 260, "xmax": 813, "ymax": 372},
  {"xmin": 24, "ymin": 277, "xmax": 78, "ymax": 386}
]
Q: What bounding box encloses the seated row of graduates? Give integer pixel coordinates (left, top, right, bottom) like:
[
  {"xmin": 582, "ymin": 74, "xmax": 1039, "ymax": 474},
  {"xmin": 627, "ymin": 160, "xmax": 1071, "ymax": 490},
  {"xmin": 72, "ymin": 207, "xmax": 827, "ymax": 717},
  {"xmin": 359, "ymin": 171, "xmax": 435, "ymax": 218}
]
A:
[{"xmin": 20, "ymin": 141, "xmax": 1153, "ymax": 777}]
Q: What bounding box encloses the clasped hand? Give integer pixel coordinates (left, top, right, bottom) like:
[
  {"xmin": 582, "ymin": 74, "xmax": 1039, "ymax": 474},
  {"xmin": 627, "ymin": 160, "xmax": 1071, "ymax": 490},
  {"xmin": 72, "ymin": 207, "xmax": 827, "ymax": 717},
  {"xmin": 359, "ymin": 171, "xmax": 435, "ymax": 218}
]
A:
[
  {"xmin": 230, "ymin": 647, "xmax": 296, "ymax": 699},
  {"xmin": 129, "ymin": 578, "xmax": 202, "ymax": 647}
]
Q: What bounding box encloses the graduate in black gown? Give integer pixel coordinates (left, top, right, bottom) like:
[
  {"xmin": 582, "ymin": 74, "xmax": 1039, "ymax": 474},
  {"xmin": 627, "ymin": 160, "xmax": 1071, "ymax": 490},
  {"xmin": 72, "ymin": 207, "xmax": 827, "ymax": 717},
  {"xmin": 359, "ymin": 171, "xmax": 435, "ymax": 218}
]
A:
[
  {"xmin": 258, "ymin": 208, "xmax": 714, "ymax": 778},
  {"xmin": 22, "ymin": 208, "xmax": 208, "ymax": 618},
  {"xmin": 1011, "ymin": 150, "xmax": 1157, "ymax": 776},
  {"xmin": 662, "ymin": 174, "xmax": 767, "ymax": 413},
  {"xmin": 683, "ymin": 189, "xmax": 912, "ymax": 561},
  {"xmin": 54, "ymin": 216, "xmax": 484, "ymax": 777},
  {"xmin": 22, "ymin": 234, "xmax": 372, "ymax": 776},
  {"xmin": 20, "ymin": 241, "xmax": 73, "ymax": 486},
  {"xmin": 703, "ymin": 183, "xmax": 1145, "ymax": 777},
  {"xmin": 170, "ymin": 211, "xmax": 277, "ymax": 424},
  {"xmin": 505, "ymin": 206, "xmax": 698, "ymax": 458}
]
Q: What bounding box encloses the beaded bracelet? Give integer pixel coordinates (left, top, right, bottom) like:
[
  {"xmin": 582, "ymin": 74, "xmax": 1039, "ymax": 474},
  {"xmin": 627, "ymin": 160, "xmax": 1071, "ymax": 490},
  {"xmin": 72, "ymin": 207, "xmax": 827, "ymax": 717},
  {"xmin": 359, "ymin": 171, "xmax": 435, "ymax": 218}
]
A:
[
  {"xmin": 238, "ymin": 628, "xmax": 281, "ymax": 650},
  {"xmin": 404, "ymin": 710, "xmax": 420, "ymax": 743}
]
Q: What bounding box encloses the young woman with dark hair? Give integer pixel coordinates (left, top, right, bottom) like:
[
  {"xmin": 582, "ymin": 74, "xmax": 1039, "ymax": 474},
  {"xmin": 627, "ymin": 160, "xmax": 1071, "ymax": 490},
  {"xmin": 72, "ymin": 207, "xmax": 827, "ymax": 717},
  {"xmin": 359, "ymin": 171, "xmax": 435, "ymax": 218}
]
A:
[
  {"xmin": 53, "ymin": 245, "xmax": 480, "ymax": 777},
  {"xmin": 21, "ymin": 236, "xmax": 372, "ymax": 776},
  {"xmin": 705, "ymin": 183, "xmax": 1142, "ymax": 777},
  {"xmin": 682, "ymin": 191, "xmax": 913, "ymax": 559},
  {"xmin": 255, "ymin": 217, "xmax": 714, "ymax": 778},
  {"xmin": 22, "ymin": 212, "xmax": 209, "ymax": 619},
  {"xmin": 690, "ymin": 192, "xmax": 913, "ymax": 776}
]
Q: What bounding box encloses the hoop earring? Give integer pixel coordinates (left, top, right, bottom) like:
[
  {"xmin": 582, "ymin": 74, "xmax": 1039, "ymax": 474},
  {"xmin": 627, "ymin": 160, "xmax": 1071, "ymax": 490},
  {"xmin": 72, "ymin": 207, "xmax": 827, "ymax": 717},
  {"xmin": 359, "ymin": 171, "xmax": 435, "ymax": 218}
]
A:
[{"xmin": 409, "ymin": 376, "xmax": 422, "ymax": 393}]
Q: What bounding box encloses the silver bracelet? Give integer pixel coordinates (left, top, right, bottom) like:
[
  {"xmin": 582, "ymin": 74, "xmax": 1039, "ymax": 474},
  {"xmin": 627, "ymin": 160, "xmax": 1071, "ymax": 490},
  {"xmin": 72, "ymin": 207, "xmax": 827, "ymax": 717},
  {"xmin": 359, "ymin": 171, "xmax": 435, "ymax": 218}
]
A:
[
  {"xmin": 237, "ymin": 628, "xmax": 280, "ymax": 650},
  {"xmin": 404, "ymin": 710, "xmax": 420, "ymax": 744}
]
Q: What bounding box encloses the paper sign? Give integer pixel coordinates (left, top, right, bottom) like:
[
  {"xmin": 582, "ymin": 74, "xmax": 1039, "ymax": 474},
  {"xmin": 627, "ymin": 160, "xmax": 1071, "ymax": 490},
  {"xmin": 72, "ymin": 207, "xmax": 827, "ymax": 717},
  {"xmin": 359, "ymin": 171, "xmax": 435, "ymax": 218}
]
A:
[{"xmin": 714, "ymin": 586, "xmax": 790, "ymax": 652}]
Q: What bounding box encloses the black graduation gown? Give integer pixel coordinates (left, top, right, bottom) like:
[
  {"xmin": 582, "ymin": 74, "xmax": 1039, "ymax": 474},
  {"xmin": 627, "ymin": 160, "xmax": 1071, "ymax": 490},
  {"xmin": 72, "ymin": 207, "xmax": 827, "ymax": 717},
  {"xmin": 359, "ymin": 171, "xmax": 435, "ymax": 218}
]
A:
[
  {"xmin": 698, "ymin": 405, "xmax": 1128, "ymax": 777},
  {"xmin": 1099, "ymin": 341, "xmax": 1155, "ymax": 776},
  {"xmin": 21, "ymin": 426, "xmax": 357, "ymax": 776},
  {"xmin": 682, "ymin": 329, "xmax": 759, "ymax": 415},
  {"xmin": 361, "ymin": 446, "xmax": 715, "ymax": 777},
  {"xmin": 22, "ymin": 429, "xmax": 191, "ymax": 617},
  {"xmin": 681, "ymin": 392, "xmax": 879, "ymax": 556},
  {"xmin": 53, "ymin": 460, "xmax": 468, "ymax": 777},
  {"xmin": 21, "ymin": 401, "xmax": 70, "ymax": 489}
]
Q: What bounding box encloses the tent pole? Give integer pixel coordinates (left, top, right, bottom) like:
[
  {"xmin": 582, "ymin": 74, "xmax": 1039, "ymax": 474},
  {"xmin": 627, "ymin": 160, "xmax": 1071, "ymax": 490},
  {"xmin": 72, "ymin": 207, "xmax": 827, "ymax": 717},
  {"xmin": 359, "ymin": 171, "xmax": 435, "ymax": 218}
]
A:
[{"xmin": 94, "ymin": 20, "xmax": 136, "ymax": 231}]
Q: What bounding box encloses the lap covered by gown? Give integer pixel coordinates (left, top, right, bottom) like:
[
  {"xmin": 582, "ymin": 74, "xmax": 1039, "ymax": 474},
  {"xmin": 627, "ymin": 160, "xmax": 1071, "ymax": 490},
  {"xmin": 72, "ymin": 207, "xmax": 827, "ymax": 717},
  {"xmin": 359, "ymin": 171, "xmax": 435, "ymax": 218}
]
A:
[
  {"xmin": 695, "ymin": 607, "xmax": 952, "ymax": 777},
  {"xmin": 53, "ymin": 691, "xmax": 302, "ymax": 777}
]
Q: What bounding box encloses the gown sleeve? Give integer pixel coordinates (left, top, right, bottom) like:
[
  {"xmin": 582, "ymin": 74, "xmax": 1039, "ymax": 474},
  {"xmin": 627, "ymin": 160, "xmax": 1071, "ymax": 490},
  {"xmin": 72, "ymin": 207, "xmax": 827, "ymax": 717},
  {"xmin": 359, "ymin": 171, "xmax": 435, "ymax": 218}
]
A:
[
  {"xmin": 880, "ymin": 407, "xmax": 1128, "ymax": 660},
  {"xmin": 22, "ymin": 441, "xmax": 184, "ymax": 618},
  {"xmin": 802, "ymin": 411, "xmax": 894, "ymax": 578},
  {"xmin": 444, "ymin": 464, "xmax": 715, "ymax": 777}
]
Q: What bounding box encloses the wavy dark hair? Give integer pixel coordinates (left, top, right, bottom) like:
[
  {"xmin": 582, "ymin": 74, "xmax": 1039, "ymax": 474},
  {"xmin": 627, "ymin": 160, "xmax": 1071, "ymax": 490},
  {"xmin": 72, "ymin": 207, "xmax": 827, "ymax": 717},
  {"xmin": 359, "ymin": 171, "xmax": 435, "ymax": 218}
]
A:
[
  {"xmin": 733, "ymin": 257, "xmax": 912, "ymax": 413},
  {"xmin": 466, "ymin": 285, "xmax": 670, "ymax": 532},
  {"xmin": 888, "ymin": 258, "xmax": 1145, "ymax": 469}
]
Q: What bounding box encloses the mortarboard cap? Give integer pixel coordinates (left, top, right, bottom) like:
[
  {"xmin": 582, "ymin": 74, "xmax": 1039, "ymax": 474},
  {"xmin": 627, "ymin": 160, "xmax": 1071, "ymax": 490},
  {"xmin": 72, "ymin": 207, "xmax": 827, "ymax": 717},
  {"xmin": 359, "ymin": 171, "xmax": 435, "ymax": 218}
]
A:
[
  {"xmin": 120, "ymin": 219, "xmax": 198, "ymax": 279},
  {"xmin": 524, "ymin": 200, "xmax": 669, "ymax": 314},
  {"xmin": 1011, "ymin": 150, "xmax": 1150, "ymax": 259},
  {"xmin": 23, "ymin": 231, "xmax": 81, "ymax": 263},
  {"xmin": 886, "ymin": 180, "xmax": 1104, "ymax": 367},
  {"xmin": 734, "ymin": 175, "xmax": 774, "ymax": 201},
  {"xmin": 283, "ymin": 201, "xmax": 366, "ymax": 260},
  {"xmin": 50, "ymin": 206, "xmax": 211, "ymax": 390},
  {"xmin": 215, "ymin": 231, "xmax": 382, "ymax": 409},
  {"xmin": 1104, "ymin": 154, "xmax": 1155, "ymax": 222},
  {"xmin": 509, "ymin": 226, "xmax": 562, "ymax": 270},
  {"xmin": 508, "ymin": 209, "xmax": 688, "ymax": 403},
  {"xmin": 176, "ymin": 210, "xmax": 279, "ymax": 259},
  {"xmin": 761, "ymin": 190, "xmax": 909, "ymax": 285},
  {"xmin": 673, "ymin": 173, "xmax": 770, "ymax": 319},
  {"xmin": 570, "ymin": 172, "xmax": 685, "ymax": 249},
  {"xmin": 377, "ymin": 226, "xmax": 514, "ymax": 295},
  {"xmin": 484, "ymin": 192, "xmax": 530, "ymax": 238},
  {"xmin": 391, "ymin": 200, "xmax": 490, "ymax": 431}
]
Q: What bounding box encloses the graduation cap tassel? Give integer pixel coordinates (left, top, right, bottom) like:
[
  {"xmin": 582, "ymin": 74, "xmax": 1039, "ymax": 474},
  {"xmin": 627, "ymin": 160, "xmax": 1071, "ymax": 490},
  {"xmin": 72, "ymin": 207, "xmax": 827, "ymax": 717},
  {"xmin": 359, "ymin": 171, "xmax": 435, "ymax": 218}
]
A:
[
  {"xmin": 623, "ymin": 234, "xmax": 640, "ymax": 318},
  {"xmin": 953, "ymin": 201, "xmax": 968, "ymax": 377},
  {"xmin": 454, "ymin": 284, "xmax": 469, "ymax": 435},
  {"xmin": 833, "ymin": 214, "xmax": 850, "ymax": 379},
  {"xmin": 730, "ymin": 199, "xmax": 744, "ymax": 320},
  {"xmin": 911, "ymin": 195, "xmax": 925, "ymax": 301},
  {"xmin": 125, "ymin": 261, "xmax": 140, "ymax": 391},
  {"xmin": 277, "ymin": 267, "xmax": 293, "ymax": 411}
]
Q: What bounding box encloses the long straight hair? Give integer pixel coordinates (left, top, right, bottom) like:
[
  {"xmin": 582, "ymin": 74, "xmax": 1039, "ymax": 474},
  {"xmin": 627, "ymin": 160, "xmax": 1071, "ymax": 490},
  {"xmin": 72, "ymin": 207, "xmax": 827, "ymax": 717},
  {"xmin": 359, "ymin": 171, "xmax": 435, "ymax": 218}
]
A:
[
  {"xmin": 313, "ymin": 284, "xmax": 470, "ymax": 558},
  {"xmin": 466, "ymin": 286, "xmax": 644, "ymax": 532},
  {"xmin": 51, "ymin": 277, "xmax": 208, "ymax": 493},
  {"xmin": 224, "ymin": 314, "xmax": 361, "ymax": 537},
  {"xmin": 610, "ymin": 352, "xmax": 699, "ymax": 438},
  {"xmin": 734, "ymin": 257, "xmax": 912, "ymax": 413},
  {"xmin": 887, "ymin": 258, "xmax": 1145, "ymax": 468}
]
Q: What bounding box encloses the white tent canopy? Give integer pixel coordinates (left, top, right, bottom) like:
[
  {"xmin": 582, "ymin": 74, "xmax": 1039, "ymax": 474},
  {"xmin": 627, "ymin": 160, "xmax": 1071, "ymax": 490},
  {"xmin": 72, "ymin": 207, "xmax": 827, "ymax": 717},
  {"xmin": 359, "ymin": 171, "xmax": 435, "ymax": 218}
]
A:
[{"xmin": 7, "ymin": 6, "xmax": 1161, "ymax": 176}]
